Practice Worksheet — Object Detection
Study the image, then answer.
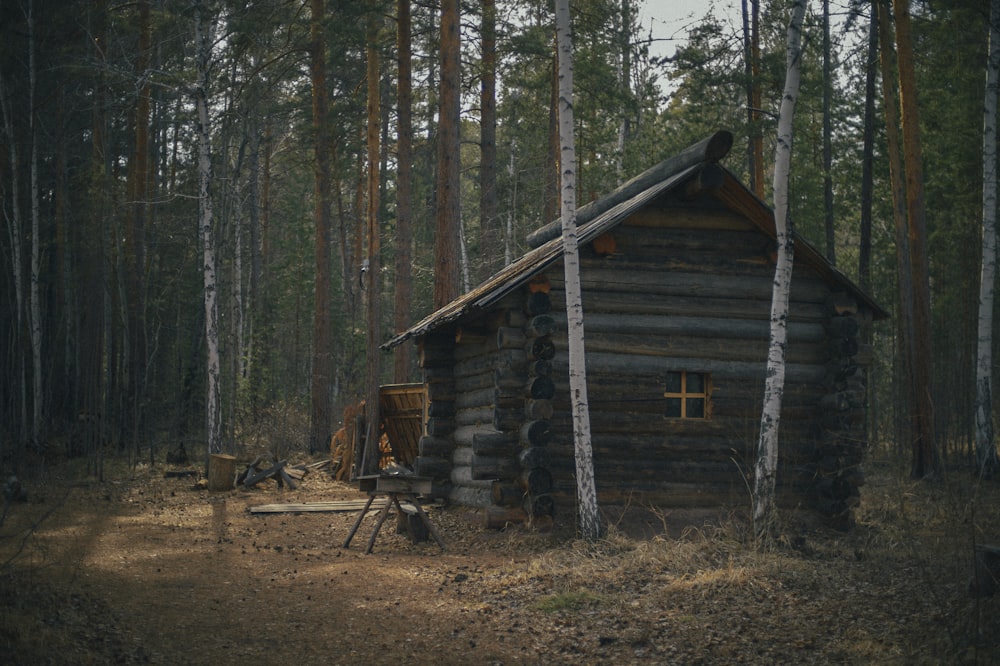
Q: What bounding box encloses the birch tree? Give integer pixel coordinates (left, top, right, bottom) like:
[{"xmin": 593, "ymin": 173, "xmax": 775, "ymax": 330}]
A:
[
  {"xmin": 194, "ymin": 2, "xmax": 222, "ymax": 460},
  {"xmin": 555, "ymin": 0, "xmax": 600, "ymax": 540},
  {"xmin": 752, "ymin": 0, "xmax": 807, "ymax": 541},
  {"xmin": 975, "ymin": 0, "xmax": 1000, "ymax": 478}
]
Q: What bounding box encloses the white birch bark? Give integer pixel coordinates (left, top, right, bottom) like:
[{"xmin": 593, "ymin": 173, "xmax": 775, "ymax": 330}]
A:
[
  {"xmin": 752, "ymin": 0, "xmax": 807, "ymax": 540},
  {"xmin": 555, "ymin": 0, "xmax": 600, "ymax": 540},
  {"xmin": 976, "ymin": 0, "xmax": 1000, "ymax": 477},
  {"xmin": 194, "ymin": 2, "xmax": 222, "ymax": 459}
]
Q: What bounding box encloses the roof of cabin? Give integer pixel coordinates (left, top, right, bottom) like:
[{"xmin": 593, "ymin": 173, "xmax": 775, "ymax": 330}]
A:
[{"xmin": 384, "ymin": 130, "xmax": 887, "ymax": 350}]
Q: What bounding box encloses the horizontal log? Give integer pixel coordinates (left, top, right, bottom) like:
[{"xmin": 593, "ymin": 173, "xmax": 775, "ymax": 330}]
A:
[
  {"xmin": 454, "ymin": 386, "xmax": 524, "ymax": 410},
  {"xmin": 581, "ymin": 312, "xmax": 827, "ymax": 343},
  {"xmin": 450, "ymin": 485, "xmax": 493, "ymax": 509},
  {"xmin": 497, "ymin": 327, "xmax": 527, "ymax": 350},
  {"xmin": 455, "ymin": 325, "xmax": 489, "ymax": 344},
  {"xmin": 472, "ymin": 453, "xmax": 520, "ymax": 480},
  {"xmin": 473, "ymin": 430, "xmax": 520, "ymax": 456},
  {"xmin": 426, "ymin": 417, "xmax": 454, "ymax": 437},
  {"xmin": 492, "ymin": 482, "xmax": 525, "ymax": 507},
  {"xmin": 426, "ymin": 382, "xmax": 456, "ymax": 402},
  {"xmin": 454, "ymin": 349, "xmax": 527, "ymax": 378},
  {"xmin": 576, "ymin": 351, "xmax": 827, "ymax": 384},
  {"xmin": 573, "ymin": 331, "xmax": 827, "ymax": 366},
  {"xmin": 492, "ymin": 408, "xmax": 523, "ymax": 431},
  {"xmin": 568, "ymin": 289, "xmax": 830, "ymax": 325},
  {"xmin": 426, "ymin": 400, "xmax": 453, "ymax": 418},
  {"xmin": 495, "ymin": 368, "xmax": 528, "ymax": 390},
  {"xmin": 453, "ymin": 424, "xmax": 504, "ymax": 448},
  {"xmin": 450, "ymin": 465, "xmax": 497, "ymax": 488},
  {"xmin": 455, "ymin": 406, "xmax": 497, "ymax": 427},
  {"xmin": 419, "ymin": 344, "xmax": 453, "ymax": 368},
  {"xmin": 418, "ymin": 436, "xmax": 454, "ymax": 458},
  {"xmin": 414, "ymin": 455, "xmax": 451, "ymax": 479},
  {"xmin": 520, "ymin": 420, "xmax": 552, "ymax": 447},
  {"xmin": 568, "ymin": 268, "xmax": 833, "ymax": 304},
  {"xmin": 484, "ymin": 505, "xmax": 528, "ymax": 529}
]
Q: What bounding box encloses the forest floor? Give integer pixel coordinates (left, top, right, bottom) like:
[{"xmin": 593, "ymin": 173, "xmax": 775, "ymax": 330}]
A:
[{"xmin": 1, "ymin": 453, "xmax": 998, "ymax": 665}]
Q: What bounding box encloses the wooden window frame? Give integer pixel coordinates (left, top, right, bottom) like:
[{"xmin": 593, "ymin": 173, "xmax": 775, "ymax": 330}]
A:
[{"xmin": 663, "ymin": 371, "xmax": 712, "ymax": 419}]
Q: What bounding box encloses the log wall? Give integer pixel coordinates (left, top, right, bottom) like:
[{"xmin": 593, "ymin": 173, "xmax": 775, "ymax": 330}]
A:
[{"xmin": 413, "ymin": 198, "xmax": 875, "ymax": 528}]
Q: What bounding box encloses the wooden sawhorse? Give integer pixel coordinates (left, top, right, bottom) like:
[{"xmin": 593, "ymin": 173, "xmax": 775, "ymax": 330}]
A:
[{"xmin": 342, "ymin": 475, "xmax": 445, "ymax": 554}]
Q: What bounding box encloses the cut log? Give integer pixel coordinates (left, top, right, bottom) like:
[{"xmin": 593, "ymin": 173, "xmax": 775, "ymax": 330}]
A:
[
  {"xmin": 208, "ymin": 454, "xmax": 237, "ymax": 491},
  {"xmin": 491, "ymin": 408, "xmax": 523, "ymax": 432},
  {"xmin": 520, "ymin": 420, "xmax": 552, "ymax": 447},
  {"xmin": 526, "ymin": 291, "xmax": 551, "ymax": 316},
  {"xmin": 518, "ymin": 446, "xmax": 550, "ymax": 469},
  {"xmin": 526, "ymin": 314, "xmax": 557, "ymax": 338},
  {"xmin": 518, "ymin": 467, "xmax": 554, "ymax": 495},
  {"xmin": 529, "ymin": 337, "xmax": 556, "ymax": 361},
  {"xmin": 523, "ymin": 493, "xmax": 555, "ymax": 517},
  {"xmin": 472, "ymin": 431, "xmax": 520, "ymax": 456},
  {"xmin": 529, "ymin": 359, "xmax": 553, "ymax": 377},
  {"xmin": 525, "ymin": 399, "xmax": 553, "ymax": 420},
  {"xmin": 529, "ymin": 376, "xmax": 556, "ymax": 400}
]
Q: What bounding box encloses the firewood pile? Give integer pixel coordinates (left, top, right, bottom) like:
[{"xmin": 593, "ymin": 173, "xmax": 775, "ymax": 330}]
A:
[
  {"xmin": 329, "ymin": 400, "xmax": 395, "ymax": 481},
  {"xmin": 237, "ymin": 457, "xmax": 328, "ymax": 490}
]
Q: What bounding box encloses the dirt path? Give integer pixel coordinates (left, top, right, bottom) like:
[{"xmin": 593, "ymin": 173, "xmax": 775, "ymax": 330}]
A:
[{"xmin": 2, "ymin": 460, "xmax": 998, "ymax": 664}]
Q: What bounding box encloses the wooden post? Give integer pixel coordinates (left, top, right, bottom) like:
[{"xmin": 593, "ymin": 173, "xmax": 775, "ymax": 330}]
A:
[{"xmin": 208, "ymin": 454, "xmax": 236, "ymax": 491}]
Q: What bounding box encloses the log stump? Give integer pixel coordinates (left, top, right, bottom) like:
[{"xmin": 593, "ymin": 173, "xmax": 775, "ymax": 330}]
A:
[{"xmin": 208, "ymin": 454, "xmax": 237, "ymax": 491}]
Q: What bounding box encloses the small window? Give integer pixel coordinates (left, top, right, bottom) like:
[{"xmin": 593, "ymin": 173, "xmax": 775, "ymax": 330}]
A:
[{"xmin": 664, "ymin": 371, "xmax": 711, "ymax": 419}]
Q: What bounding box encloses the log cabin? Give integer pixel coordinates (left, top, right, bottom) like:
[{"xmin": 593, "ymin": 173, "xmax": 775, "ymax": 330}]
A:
[{"xmin": 383, "ymin": 130, "xmax": 886, "ymax": 531}]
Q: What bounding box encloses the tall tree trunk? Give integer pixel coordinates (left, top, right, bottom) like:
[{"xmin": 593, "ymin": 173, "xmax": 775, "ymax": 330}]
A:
[
  {"xmin": 0, "ymin": 72, "xmax": 29, "ymax": 454},
  {"xmin": 859, "ymin": 1, "xmax": 878, "ymax": 447},
  {"xmin": 434, "ymin": 0, "xmax": 462, "ymax": 308},
  {"xmin": 361, "ymin": 6, "xmax": 383, "ymax": 476},
  {"xmin": 309, "ymin": 0, "xmax": 334, "ymax": 454},
  {"xmin": 194, "ymin": 1, "xmax": 222, "ymax": 460},
  {"xmin": 125, "ymin": 0, "xmax": 152, "ymax": 454},
  {"xmin": 26, "ymin": 0, "xmax": 44, "ymax": 450},
  {"xmin": 743, "ymin": 0, "xmax": 764, "ymax": 199},
  {"xmin": 544, "ymin": 41, "xmax": 560, "ymax": 225},
  {"xmin": 877, "ymin": 0, "xmax": 915, "ymax": 458},
  {"xmin": 554, "ymin": 0, "xmax": 600, "ymax": 541},
  {"xmin": 752, "ymin": 0, "xmax": 806, "ymax": 542},
  {"xmin": 822, "ymin": 0, "xmax": 835, "ymax": 265},
  {"xmin": 892, "ymin": 0, "xmax": 939, "ymax": 479},
  {"xmin": 393, "ymin": 0, "xmax": 414, "ymax": 383},
  {"xmin": 860, "ymin": 2, "xmax": 877, "ymax": 293},
  {"xmin": 480, "ymin": 0, "xmax": 501, "ymax": 278},
  {"xmin": 976, "ymin": 0, "xmax": 1000, "ymax": 477}
]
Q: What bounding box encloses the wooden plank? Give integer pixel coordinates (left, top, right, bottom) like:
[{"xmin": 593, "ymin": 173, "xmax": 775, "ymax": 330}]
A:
[{"xmin": 250, "ymin": 499, "xmax": 395, "ymax": 514}]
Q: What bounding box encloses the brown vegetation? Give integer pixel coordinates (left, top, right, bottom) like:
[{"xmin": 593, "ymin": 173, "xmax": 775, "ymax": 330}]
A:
[{"xmin": 0, "ymin": 456, "xmax": 997, "ymax": 664}]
